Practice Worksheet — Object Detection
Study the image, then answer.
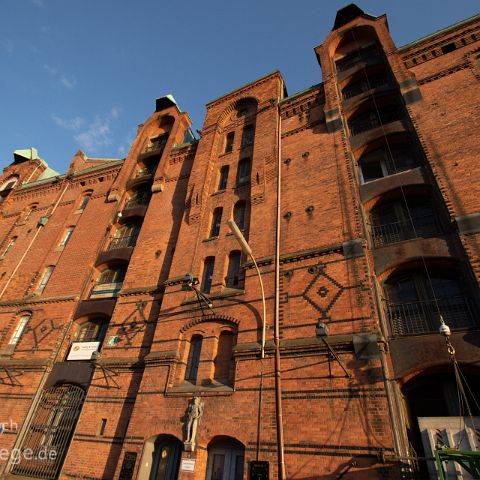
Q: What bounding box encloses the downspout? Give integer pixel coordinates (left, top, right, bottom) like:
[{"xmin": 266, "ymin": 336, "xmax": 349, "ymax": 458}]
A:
[{"xmin": 275, "ymin": 87, "xmax": 286, "ymax": 480}]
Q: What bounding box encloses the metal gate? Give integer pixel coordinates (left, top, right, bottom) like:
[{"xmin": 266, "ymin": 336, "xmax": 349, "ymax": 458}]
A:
[{"xmin": 11, "ymin": 384, "xmax": 86, "ymax": 479}]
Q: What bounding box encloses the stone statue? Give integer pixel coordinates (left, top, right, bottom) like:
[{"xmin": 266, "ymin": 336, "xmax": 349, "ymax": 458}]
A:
[{"xmin": 184, "ymin": 396, "xmax": 204, "ymax": 451}]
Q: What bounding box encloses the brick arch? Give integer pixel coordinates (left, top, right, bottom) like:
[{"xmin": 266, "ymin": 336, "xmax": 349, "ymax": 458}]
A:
[
  {"xmin": 180, "ymin": 315, "xmax": 239, "ymax": 333},
  {"xmin": 217, "ymin": 96, "xmax": 259, "ymax": 127}
]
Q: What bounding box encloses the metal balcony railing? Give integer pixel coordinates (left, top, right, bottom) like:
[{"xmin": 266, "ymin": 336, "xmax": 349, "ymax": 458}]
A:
[
  {"xmin": 107, "ymin": 234, "xmax": 137, "ymax": 250},
  {"xmin": 387, "ymin": 295, "xmax": 474, "ymax": 336},
  {"xmin": 336, "ymin": 46, "xmax": 381, "ymax": 73},
  {"xmin": 349, "ymin": 109, "xmax": 400, "ymax": 136},
  {"xmin": 90, "ymin": 281, "xmax": 123, "ymax": 298},
  {"xmin": 342, "ymin": 76, "xmax": 390, "ymax": 100},
  {"xmin": 135, "ymin": 167, "xmax": 155, "ymax": 178},
  {"xmin": 124, "ymin": 195, "xmax": 150, "ymax": 209},
  {"xmin": 371, "ymin": 215, "xmax": 441, "ymax": 247}
]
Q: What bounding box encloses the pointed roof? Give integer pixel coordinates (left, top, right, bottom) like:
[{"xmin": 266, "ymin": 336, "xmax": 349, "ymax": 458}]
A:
[{"xmin": 332, "ymin": 4, "xmax": 376, "ymax": 30}]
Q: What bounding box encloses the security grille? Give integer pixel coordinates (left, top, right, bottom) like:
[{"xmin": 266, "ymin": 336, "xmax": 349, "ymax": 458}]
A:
[{"xmin": 11, "ymin": 384, "xmax": 85, "ymax": 479}]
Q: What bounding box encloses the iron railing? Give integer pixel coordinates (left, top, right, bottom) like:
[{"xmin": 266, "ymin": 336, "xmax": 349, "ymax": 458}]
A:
[
  {"xmin": 11, "ymin": 384, "xmax": 85, "ymax": 479},
  {"xmin": 336, "ymin": 46, "xmax": 381, "ymax": 73},
  {"xmin": 124, "ymin": 195, "xmax": 150, "ymax": 209},
  {"xmin": 342, "ymin": 75, "xmax": 390, "ymax": 100},
  {"xmin": 349, "ymin": 109, "xmax": 400, "ymax": 136},
  {"xmin": 90, "ymin": 281, "xmax": 123, "ymax": 298},
  {"xmin": 387, "ymin": 295, "xmax": 474, "ymax": 336},
  {"xmin": 135, "ymin": 167, "xmax": 154, "ymax": 178},
  {"xmin": 371, "ymin": 215, "xmax": 441, "ymax": 247},
  {"xmin": 107, "ymin": 234, "xmax": 137, "ymax": 250}
]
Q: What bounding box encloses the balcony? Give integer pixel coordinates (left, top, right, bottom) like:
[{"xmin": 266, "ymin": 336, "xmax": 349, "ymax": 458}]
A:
[
  {"xmin": 387, "ymin": 295, "xmax": 474, "ymax": 336},
  {"xmin": 335, "ymin": 47, "xmax": 384, "ymax": 82},
  {"xmin": 126, "ymin": 168, "xmax": 155, "ymax": 190},
  {"xmin": 90, "ymin": 281, "xmax": 123, "ymax": 299},
  {"xmin": 371, "ymin": 215, "xmax": 441, "ymax": 247},
  {"xmin": 138, "ymin": 139, "xmax": 167, "ymax": 162},
  {"xmin": 342, "ymin": 75, "xmax": 390, "ymax": 101},
  {"xmin": 121, "ymin": 195, "xmax": 150, "ymax": 219},
  {"xmin": 349, "ymin": 108, "xmax": 400, "ymax": 137},
  {"xmin": 95, "ymin": 235, "xmax": 136, "ymax": 267}
]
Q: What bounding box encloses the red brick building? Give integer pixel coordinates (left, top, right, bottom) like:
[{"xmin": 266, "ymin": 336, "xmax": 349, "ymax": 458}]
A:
[{"xmin": 0, "ymin": 5, "xmax": 479, "ymax": 480}]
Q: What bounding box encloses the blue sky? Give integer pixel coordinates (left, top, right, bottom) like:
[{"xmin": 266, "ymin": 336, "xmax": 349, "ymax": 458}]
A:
[{"xmin": 1, "ymin": 1, "xmax": 478, "ymax": 174}]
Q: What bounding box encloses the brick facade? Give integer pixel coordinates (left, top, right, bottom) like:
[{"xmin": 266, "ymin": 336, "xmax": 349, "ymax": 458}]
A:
[{"xmin": 0, "ymin": 5, "xmax": 479, "ymax": 480}]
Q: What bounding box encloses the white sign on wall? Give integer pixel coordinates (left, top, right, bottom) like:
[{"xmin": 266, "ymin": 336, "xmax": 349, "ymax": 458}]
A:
[
  {"xmin": 180, "ymin": 459, "xmax": 196, "ymax": 472},
  {"xmin": 67, "ymin": 342, "xmax": 100, "ymax": 360}
]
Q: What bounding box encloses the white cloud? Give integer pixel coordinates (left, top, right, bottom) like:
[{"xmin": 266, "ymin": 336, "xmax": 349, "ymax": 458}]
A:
[
  {"xmin": 59, "ymin": 75, "xmax": 76, "ymax": 89},
  {"xmin": 51, "ymin": 114, "xmax": 85, "ymax": 130},
  {"xmin": 117, "ymin": 128, "xmax": 136, "ymax": 156},
  {"xmin": 44, "ymin": 64, "xmax": 77, "ymax": 89},
  {"xmin": 73, "ymin": 108, "xmax": 122, "ymax": 153},
  {"xmin": 44, "ymin": 64, "xmax": 58, "ymax": 76}
]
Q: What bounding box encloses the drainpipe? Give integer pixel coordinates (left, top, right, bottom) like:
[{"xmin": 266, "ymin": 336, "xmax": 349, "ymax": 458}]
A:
[{"xmin": 274, "ymin": 87, "xmax": 286, "ymax": 480}]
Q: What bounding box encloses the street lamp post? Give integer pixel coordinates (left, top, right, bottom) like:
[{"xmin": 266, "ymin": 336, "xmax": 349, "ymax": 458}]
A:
[{"xmin": 227, "ymin": 219, "xmax": 266, "ymax": 358}]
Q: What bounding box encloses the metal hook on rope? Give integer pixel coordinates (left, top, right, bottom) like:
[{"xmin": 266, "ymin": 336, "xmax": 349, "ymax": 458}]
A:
[{"xmin": 439, "ymin": 315, "xmax": 456, "ymax": 358}]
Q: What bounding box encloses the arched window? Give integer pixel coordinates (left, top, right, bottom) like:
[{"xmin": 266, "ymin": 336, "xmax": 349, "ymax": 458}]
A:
[
  {"xmin": 79, "ymin": 193, "xmax": 91, "ymax": 211},
  {"xmin": 0, "ymin": 176, "xmax": 19, "ymax": 191},
  {"xmin": 214, "ymin": 331, "xmax": 235, "ymax": 383},
  {"xmin": 202, "ymin": 257, "xmax": 215, "ymax": 293},
  {"xmin": 385, "ymin": 269, "xmax": 474, "ymax": 335},
  {"xmin": 97, "ymin": 265, "xmax": 126, "ymax": 285},
  {"xmin": 237, "ymin": 158, "xmax": 251, "ymax": 186},
  {"xmin": 241, "ymin": 124, "xmax": 254, "ymax": 147},
  {"xmin": 36, "ymin": 265, "xmax": 54, "ymax": 294},
  {"xmin": 185, "ymin": 335, "xmax": 203, "ymax": 383},
  {"xmin": 59, "ymin": 226, "xmax": 74, "ymax": 248},
  {"xmin": 225, "ymin": 132, "xmax": 234, "ymax": 153},
  {"xmin": 76, "ymin": 317, "xmax": 110, "ymax": 343},
  {"xmin": 8, "ymin": 313, "xmax": 31, "ymax": 346},
  {"xmin": 218, "ymin": 165, "xmax": 229, "ymax": 190},
  {"xmin": 91, "ymin": 264, "xmax": 127, "ymax": 297},
  {"xmin": 24, "ymin": 204, "xmax": 38, "ymax": 221},
  {"xmin": 2, "ymin": 236, "xmax": 17, "ymax": 258},
  {"xmin": 233, "ymin": 201, "xmax": 246, "ymax": 230},
  {"xmin": 226, "ymin": 251, "xmax": 242, "ymax": 289},
  {"xmin": 109, "ymin": 223, "xmax": 140, "ymax": 249},
  {"xmin": 210, "ymin": 208, "xmax": 223, "ymax": 238}
]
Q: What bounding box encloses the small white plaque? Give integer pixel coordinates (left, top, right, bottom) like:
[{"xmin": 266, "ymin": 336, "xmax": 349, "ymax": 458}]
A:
[
  {"xmin": 181, "ymin": 459, "xmax": 196, "ymax": 472},
  {"xmin": 67, "ymin": 341, "xmax": 100, "ymax": 360}
]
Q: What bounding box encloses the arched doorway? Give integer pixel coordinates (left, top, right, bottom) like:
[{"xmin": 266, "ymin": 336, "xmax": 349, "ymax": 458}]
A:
[
  {"xmin": 138, "ymin": 434, "xmax": 181, "ymax": 480},
  {"xmin": 206, "ymin": 437, "xmax": 245, "ymax": 480},
  {"xmin": 402, "ymin": 370, "xmax": 480, "ymax": 479}
]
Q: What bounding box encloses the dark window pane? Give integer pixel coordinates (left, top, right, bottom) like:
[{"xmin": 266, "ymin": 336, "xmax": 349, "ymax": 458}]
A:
[
  {"xmin": 185, "ymin": 336, "xmax": 203, "ymax": 383},
  {"xmin": 225, "ymin": 132, "xmax": 234, "ymax": 153},
  {"xmin": 233, "ymin": 202, "xmax": 246, "ymax": 230},
  {"xmin": 361, "ymin": 162, "xmax": 384, "ymax": 182},
  {"xmin": 210, "ymin": 209, "xmax": 222, "ymax": 237},
  {"xmin": 218, "ymin": 166, "xmax": 229, "ymax": 190},
  {"xmin": 202, "ymin": 258, "xmax": 215, "ymax": 293},
  {"xmin": 226, "ymin": 252, "xmax": 241, "ymax": 288}
]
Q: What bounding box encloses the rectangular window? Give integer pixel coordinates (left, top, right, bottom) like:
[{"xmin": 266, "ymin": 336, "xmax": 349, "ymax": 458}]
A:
[
  {"xmin": 2, "ymin": 237, "xmax": 17, "ymax": 258},
  {"xmin": 226, "ymin": 252, "xmax": 241, "ymax": 288},
  {"xmin": 218, "ymin": 165, "xmax": 229, "ymax": 190},
  {"xmin": 241, "ymin": 125, "xmax": 254, "ymax": 147},
  {"xmin": 185, "ymin": 336, "xmax": 203, "ymax": 383},
  {"xmin": 202, "ymin": 257, "xmax": 215, "ymax": 293},
  {"xmin": 237, "ymin": 159, "xmax": 251, "ymax": 185},
  {"xmin": 225, "ymin": 132, "xmax": 234, "ymax": 153},
  {"xmin": 8, "ymin": 315, "xmax": 30, "ymax": 345},
  {"xmin": 210, "ymin": 209, "xmax": 223, "ymax": 237},
  {"xmin": 37, "ymin": 266, "xmax": 54, "ymax": 294},
  {"xmin": 59, "ymin": 227, "xmax": 74, "ymax": 247}
]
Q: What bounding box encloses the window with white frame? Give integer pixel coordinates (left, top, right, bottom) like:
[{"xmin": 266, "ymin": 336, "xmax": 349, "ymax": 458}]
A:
[
  {"xmin": 8, "ymin": 314, "xmax": 31, "ymax": 346},
  {"xmin": 59, "ymin": 226, "xmax": 74, "ymax": 248},
  {"xmin": 37, "ymin": 266, "xmax": 54, "ymax": 294}
]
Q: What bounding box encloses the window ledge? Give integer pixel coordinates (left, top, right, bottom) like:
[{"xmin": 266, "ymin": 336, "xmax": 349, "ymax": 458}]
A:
[
  {"xmin": 203, "ymin": 236, "xmax": 219, "ymax": 243},
  {"xmin": 166, "ymin": 382, "xmax": 233, "ymax": 397},
  {"xmin": 74, "ymin": 209, "xmax": 85, "ymax": 215},
  {"xmin": 219, "ymin": 151, "xmax": 233, "ymax": 158},
  {"xmin": 234, "ymin": 182, "xmax": 250, "ymax": 190},
  {"xmin": 211, "ymin": 189, "xmax": 226, "ymax": 196},
  {"xmin": 219, "ymin": 287, "xmax": 245, "ymax": 297}
]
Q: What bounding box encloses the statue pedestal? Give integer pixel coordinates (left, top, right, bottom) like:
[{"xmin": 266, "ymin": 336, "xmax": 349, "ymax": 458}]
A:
[{"xmin": 184, "ymin": 441, "xmax": 195, "ymax": 452}]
